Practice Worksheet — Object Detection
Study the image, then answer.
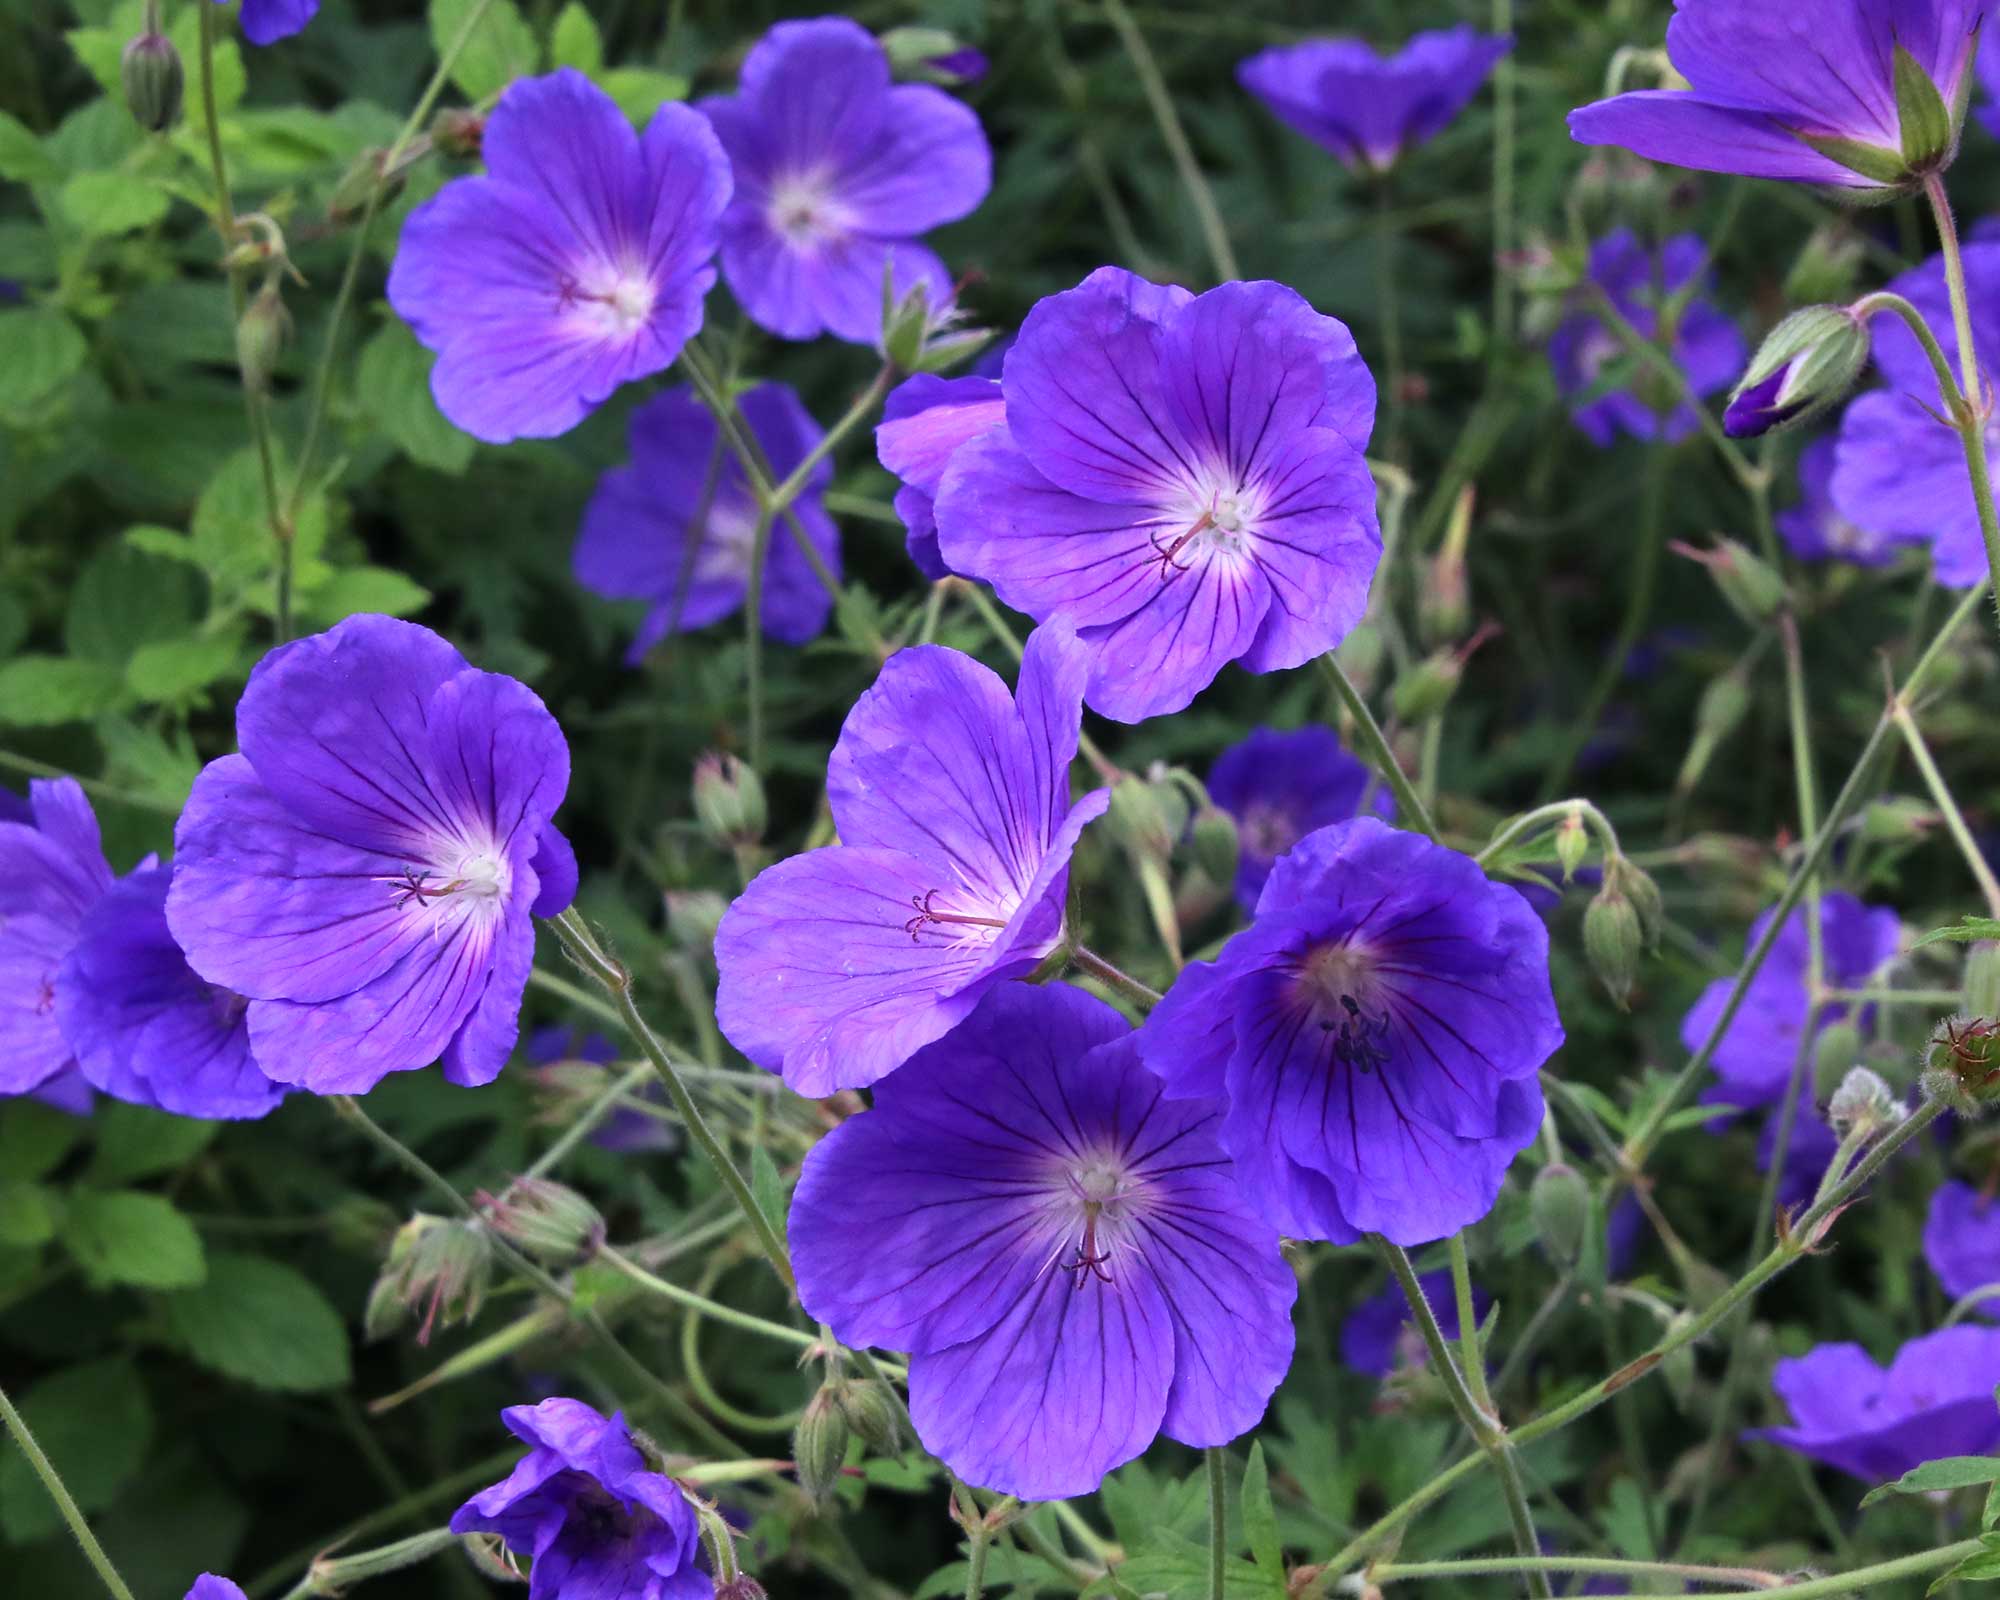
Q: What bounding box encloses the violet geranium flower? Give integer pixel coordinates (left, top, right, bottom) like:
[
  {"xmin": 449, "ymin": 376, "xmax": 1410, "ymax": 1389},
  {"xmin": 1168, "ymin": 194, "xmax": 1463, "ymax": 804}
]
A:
[
  {"xmin": 700, "ymin": 16, "xmax": 991, "ymax": 344},
  {"xmin": 1207, "ymin": 725, "xmax": 1393, "ymax": 910},
  {"xmin": 715, "ymin": 621, "xmax": 1108, "ymax": 1096},
  {"xmin": 935, "ymin": 269, "xmax": 1380, "ymax": 722},
  {"xmin": 1137, "ymin": 817, "xmax": 1563, "ymax": 1246},
  {"xmin": 184, "ymin": 1580, "xmax": 248, "ymax": 1600},
  {"xmin": 451, "ymin": 1398, "xmax": 708, "ymax": 1600},
  {"xmin": 388, "ymin": 69, "xmax": 731, "ymax": 444},
  {"xmin": 1237, "ymin": 26, "xmax": 1512, "ymax": 174},
  {"xmin": 1777, "ymin": 437, "xmax": 1922, "ymax": 568},
  {"xmin": 1747, "ymin": 1327, "xmax": 2000, "ymax": 1482},
  {"xmin": 1340, "ymin": 1269, "xmax": 1490, "ymax": 1380},
  {"xmin": 57, "ymin": 867, "xmax": 284, "ymax": 1121},
  {"xmin": 167, "ymin": 615, "xmax": 575, "ymax": 1096},
  {"xmin": 1925, "ymin": 1181, "xmax": 2000, "ymax": 1315},
  {"xmin": 1833, "ymin": 242, "xmax": 2000, "ymax": 588},
  {"xmin": 218, "ymin": 0, "xmax": 316, "ymax": 45},
  {"xmin": 1569, "ymin": 1, "xmax": 1988, "ymax": 192},
  {"xmin": 573, "ymin": 384, "xmax": 841, "ymax": 658},
  {"xmin": 791, "ymin": 982, "xmax": 1298, "ymax": 1500},
  {"xmin": 875, "ymin": 372, "xmax": 1005, "ymax": 579},
  {"xmin": 0, "ymin": 778, "xmax": 116, "ymax": 1099},
  {"xmin": 1548, "ymin": 231, "xmax": 1745, "ymax": 446}
]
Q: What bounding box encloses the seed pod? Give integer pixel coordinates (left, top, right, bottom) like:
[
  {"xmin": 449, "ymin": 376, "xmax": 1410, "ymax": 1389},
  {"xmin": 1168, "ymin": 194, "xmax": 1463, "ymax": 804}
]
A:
[
  {"xmin": 481, "ymin": 1177, "xmax": 604, "ymax": 1265},
  {"xmin": 693, "ymin": 753, "xmax": 766, "ymax": 849},
  {"xmin": 121, "ymin": 28, "xmax": 184, "ymax": 133}
]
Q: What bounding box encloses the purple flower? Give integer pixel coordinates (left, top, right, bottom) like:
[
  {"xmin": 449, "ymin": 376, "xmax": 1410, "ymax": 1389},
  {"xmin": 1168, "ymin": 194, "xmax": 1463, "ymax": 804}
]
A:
[
  {"xmin": 388, "ymin": 70, "xmax": 731, "ymax": 444},
  {"xmin": 451, "ymin": 1398, "xmax": 709, "ymax": 1600},
  {"xmin": 573, "ymin": 384, "xmax": 841, "ymax": 658},
  {"xmin": 935, "ymin": 269, "xmax": 1380, "ymax": 722},
  {"xmin": 526, "ymin": 1026, "xmax": 671, "ymax": 1154},
  {"xmin": 1681, "ymin": 891, "xmax": 1901, "ymax": 1111},
  {"xmin": 1925, "ymin": 1181, "xmax": 2000, "ymax": 1314},
  {"xmin": 1606, "ymin": 1191, "xmax": 1648, "ymax": 1279},
  {"xmin": 167, "ymin": 616, "xmax": 574, "ymax": 1096},
  {"xmin": 700, "ymin": 17, "xmax": 991, "ymax": 344},
  {"xmin": 222, "ymin": 0, "xmax": 316, "ymax": 46},
  {"xmin": 1569, "ymin": 1, "xmax": 1987, "ymax": 191},
  {"xmin": 1137, "ymin": 817, "xmax": 1562, "ymax": 1246},
  {"xmin": 1548, "ymin": 231, "xmax": 1745, "ymax": 446},
  {"xmin": 0, "ymin": 778, "xmax": 115, "ymax": 1098},
  {"xmin": 1747, "ymin": 1326, "xmax": 2000, "ymax": 1482},
  {"xmin": 1237, "ymin": 27, "xmax": 1512, "ymax": 173},
  {"xmin": 1779, "ymin": 437, "xmax": 1922, "ymax": 567},
  {"xmin": 791, "ymin": 982, "xmax": 1297, "ymax": 1500},
  {"xmin": 185, "ymin": 1580, "xmax": 248, "ymax": 1600},
  {"xmin": 1833, "ymin": 242, "xmax": 2000, "ymax": 588},
  {"xmin": 875, "ymin": 373, "xmax": 1005, "ymax": 579},
  {"xmin": 1981, "ymin": 27, "xmax": 2000, "ymax": 136},
  {"xmin": 1207, "ymin": 725, "xmax": 1393, "ymax": 910},
  {"xmin": 57, "ymin": 867, "xmax": 284, "ymax": 1120},
  {"xmin": 1340, "ymin": 1269, "xmax": 1490, "ymax": 1380},
  {"xmin": 715, "ymin": 623, "xmax": 1108, "ymax": 1096}
]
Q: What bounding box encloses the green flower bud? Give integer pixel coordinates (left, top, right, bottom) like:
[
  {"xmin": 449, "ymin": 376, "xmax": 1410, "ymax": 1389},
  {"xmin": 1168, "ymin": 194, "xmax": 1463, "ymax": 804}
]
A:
[
  {"xmin": 235, "ymin": 281, "xmax": 292, "ymax": 396},
  {"xmin": 1859, "ymin": 795, "xmax": 1937, "ymax": 844},
  {"xmin": 693, "ymin": 753, "xmax": 766, "ymax": 849},
  {"xmin": 1530, "ymin": 1162, "xmax": 1592, "ymax": 1269},
  {"xmin": 792, "ymin": 1383, "xmax": 852, "ymax": 1506},
  {"xmin": 1583, "ymin": 882, "xmax": 1643, "ymax": 1007},
  {"xmin": 1419, "ymin": 486, "xmax": 1474, "ymax": 648},
  {"xmin": 431, "ymin": 107, "xmax": 485, "ymax": 161},
  {"xmin": 1723, "ymin": 305, "xmax": 1871, "ymax": 438},
  {"xmin": 1554, "ymin": 809, "xmax": 1589, "ymax": 882},
  {"xmin": 1813, "ymin": 1020, "xmax": 1864, "ymax": 1103},
  {"xmin": 665, "ymin": 889, "xmax": 728, "ymax": 955},
  {"xmin": 1675, "ymin": 537, "xmax": 1787, "ymax": 624},
  {"xmin": 479, "ymin": 1177, "xmax": 604, "ymax": 1265},
  {"xmin": 1335, "ymin": 620, "xmax": 1384, "ymax": 695},
  {"xmin": 366, "ymin": 1214, "xmax": 493, "ymax": 1344},
  {"xmin": 878, "ymin": 26, "xmax": 986, "ymax": 86},
  {"xmin": 1604, "ymin": 856, "xmax": 1664, "ymax": 948},
  {"xmin": 1105, "ymin": 776, "xmax": 1175, "ymax": 862},
  {"xmin": 1924, "ymin": 1014, "xmax": 2000, "ymax": 1111},
  {"xmin": 833, "ymin": 1377, "xmax": 904, "ymax": 1457},
  {"xmin": 1389, "ymin": 649, "xmax": 1463, "ymax": 724},
  {"xmin": 121, "ymin": 28, "xmax": 183, "ymax": 133},
  {"xmin": 1784, "ymin": 227, "xmax": 1865, "ymax": 307},
  {"xmin": 1189, "ymin": 806, "xmax": 1240, "ymax": 889}
]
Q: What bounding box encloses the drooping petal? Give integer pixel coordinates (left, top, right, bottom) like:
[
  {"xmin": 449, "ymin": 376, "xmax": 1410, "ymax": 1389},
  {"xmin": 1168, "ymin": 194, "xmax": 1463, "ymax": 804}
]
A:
[
  {"xmin": 1567, "ymin": 93, "xmax": 1877, "ymax": 186},
  {"xmin": 528, "ymin": 825, "xmax": 577, "ymax": 919}
]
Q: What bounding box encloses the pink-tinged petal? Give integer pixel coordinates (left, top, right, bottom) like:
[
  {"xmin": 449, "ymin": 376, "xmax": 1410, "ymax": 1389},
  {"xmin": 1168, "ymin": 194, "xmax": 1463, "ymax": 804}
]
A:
[
  {"xmin": 235, "ymin": 615, "xmax": 470, "ymax": 855},
  {"xmin": 441, "ymin": 908, "xmax": 536, "ymax": 1088},
  {"xmin": 167, "ymin": 755, "xmax": 426, "ymax": 1004},
  {"xmin": 1004, "ymin": 267, "xmax": 1199, "ymax": 504},
  {"xmin": 1567, "ymin": 93, "xmax": 1877, "ymax": 186},
  {"xmin": 1234, "ymin": 427, "xmax": 1380, "ymax": 674},
  {"xmin": 908, "ymin": 1265, "xmax": 1175, "ymax": 1500},
  {"xmin": 0, "ymin": 912, "xmax": 74, "ymax": 1093},
  {"xmin": 1080, "ymin": 551, "xmax": 1270, "ymax": 723},
  {"xmin": 836, "ymin": 83, "xmax": 991, "ymax": 233},
  {"xmin": 422, "ymin": 669, "xmax": 570, "ymax": 864},
  {"xmin": 877, "ymin": 374, "xmax": 1005, "ymax": 496}
]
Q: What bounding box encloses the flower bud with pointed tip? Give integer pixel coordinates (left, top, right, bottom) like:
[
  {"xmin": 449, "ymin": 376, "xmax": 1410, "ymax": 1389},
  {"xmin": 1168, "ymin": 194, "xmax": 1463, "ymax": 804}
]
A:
[
  {"xmin": 1554, "ymin": 810, "xmax": 1589, "ymax": 882},
  {"xmin": 833, "ymin": 1377, "xmax": 904, "ymax": 1457},
  {"xmin": 879, "ymin": 26, "xmax": 987, "ymax": 86},
  {"xmin": 1723, "ymin": 305, "xmax": 1869, "ymax": 438},
  {"xmin": 1583, "ymin": 881, "xmax": 1643, "ymax": 1006},
  {"xmin": 121, "ymin": 28, "xmax": 183, "ymax": 133},
  {"xmin": 693, "ymin": 753, "xmax": 766, "ymax": 849},
  {"xmin": 235, "ymin": 281, "xmax": 292, "ymax": 396},
  {"xmin": 480, "ymin": 1177, "xmax": 604, "ymax": 1265},
  {"xmin": 1859, "ymin": 795, "xmax": 1936, "ymax": 844},
  {"xmin": 792, "ymin": 1383, "xmax": 852, "ymax": 1506},
  {"xmin": 1531, "ymin": 1162, "xmax": 1591, "ymax": 1269}
]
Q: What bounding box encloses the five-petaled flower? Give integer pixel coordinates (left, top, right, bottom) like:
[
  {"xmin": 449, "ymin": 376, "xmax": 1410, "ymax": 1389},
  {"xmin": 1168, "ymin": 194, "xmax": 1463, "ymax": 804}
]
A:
[
  {"xmin": 167, "ymin": 615, "xmax": 575, "ymax": 1096},
  {"xmin": 1137, "ymin": 816, "xmax": 1563, "ymax": 1246},
  {"xmin": 1569, "ymin": 0, "xmax": 1988, "ymax": 192},
  {"xmin": 700, "ymin": 16, "xmax": 991, "ymax": 344},
  {"xmin": 714, "ymin": 621, "xmax": 1109, "ymax": 1095},
  {"xmin": 388, "ymin": 69, "xmax": 731, "ymax": 444},
  {"xmin": 1238, "ymin": 26, "xmax": 1512, "ymax": 174},
  {"xmin": 791, "ymin": 981, "xmax": 1298, "ymax": 1500},
  {"xmin": 935, "ymin": 268, "xmax": 1380, "ymax": 722},
  {"xmin": 451, "ymin": 1397, "xmax": 711, "ymax": 1599},
  {"xmin": 183, "ymin": 1579, "xmax": 249, "ymax": 1600},
  {"xmin": 574, "ymin": 383, "xmax": 842, "ymax": 659},
  {"xmin": 1207, "ymin": 725, "xmax": 1393, "ymax": 910}
]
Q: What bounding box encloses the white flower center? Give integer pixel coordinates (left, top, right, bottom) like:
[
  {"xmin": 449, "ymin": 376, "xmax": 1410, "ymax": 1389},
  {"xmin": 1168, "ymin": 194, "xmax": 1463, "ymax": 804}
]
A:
[
  {"xmin": 768, "ymin": 171, "xmax": 852, "ymax": 249},
  {"xmin": 1044, "ymin": 1150, "xmax": 1148, "ymax": 1290},
  {"xmin": 558, "ymin": 261, "xmax": 656, "ymax": 339}
]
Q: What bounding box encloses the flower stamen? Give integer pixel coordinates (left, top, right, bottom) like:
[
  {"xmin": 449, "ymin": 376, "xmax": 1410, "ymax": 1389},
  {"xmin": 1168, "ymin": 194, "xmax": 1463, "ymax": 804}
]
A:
[{"xmin": 903, "ymin": 888, "xmax": 1011, "ymax": 942}]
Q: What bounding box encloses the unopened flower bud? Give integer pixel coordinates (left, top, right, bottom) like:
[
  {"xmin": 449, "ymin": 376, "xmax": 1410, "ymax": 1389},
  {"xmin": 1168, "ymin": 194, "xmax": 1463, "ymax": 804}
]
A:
[
  {"xmin": 1335, "ymin": 620, "xmax": 1384, "ymax": 695},
  {"xmin": 833, "ymin": 1376, "xmax": 904, "ymax": 1456},
  {"xmin": 1583, "ymin": 882, "xmax": 1643, "ymax": 1006},
  {"xmin": 1723, "ymin": 306, "xmax": 1870, "ymax": 438},
  {"xmin": 1531, "ymin": 1162, "xmax": 1592, "ymax": 1269},
  {"xmin": 1554, "ymin": 809, "xmax": 1589, "ymax": 881},
  {"xmin": 479, "ymin": 1177, "xmax": 604, "ymax": 1265},
  {"xmin": 1827, "ymin": 1065, "xmax": 1903, "ymax": 1136},
  {"xmin": 235, "ymin": 281, "xmax": 291, "ymax": 395},
  {"xmin": 793, "ymin": 1383, "xmax": 852, "ymax": 1506},
  {"xmin": 432, "ymin": 107, "xmax": 486, "ymax": 161},
  {"xmin": 879, "ymin": 26, "xmax": 987, "ymax": 85},
  {"xmin": 1604, "ymin": 856, "xmax": 1664, "ymax": 947},
  {"xmin": 1813, "ymin": 1020, "xmax": 1864, "ymax": 1103},
  {"xmin": 1969, "ymin": 946, "xmax": 2000, "ymax": 1019},
  {"xmin": 121, "ymin": 27, "xmax": 183, "ymax": 133},
  {"xmin": 1674, "ymin": 537, "xmax": 1787, "ymax": 624},
  {"xmin": 1924, "ymin": 1014, "xmax": 2000, "ymax": 1111},
  {"xmin": 1677, "ymin": 668, "xmax": 1752, "ymax": 794},
  {"xmin": 1785, "ymin": 227, "xmax": 1865, "ymax": 307},
  {"xmin": 328, "ymin": 146, "xmax": 411, "ymax": 224},
  {"xmin": 1859, "ymin": 795, "xmax": 1936, "ymax": 844},
  {"xmin": 665, "ymin": 889, "xmax": 728, "ymax": 955},
  {"xmin": 715, "ymin": 1580, "xmax": 769, "ymax": 1600},
  {"xmin": 366, "ymin": 1214, "xmax": 493, "ymax": 1344},
  {"xmin": 1105, "ymin": 776, "xmax": 1175, "ymax": 861},
  {"xmin": 693, "ymin": 753, "xmax": 766, "ymax": 849},
  {"xmin": 1189, "ymin": 806, "xmax": 1240, "ymax": 889},
  {"xmin": 1390, "ymin": 649, "xmax": 1463, "ymax": 724}
]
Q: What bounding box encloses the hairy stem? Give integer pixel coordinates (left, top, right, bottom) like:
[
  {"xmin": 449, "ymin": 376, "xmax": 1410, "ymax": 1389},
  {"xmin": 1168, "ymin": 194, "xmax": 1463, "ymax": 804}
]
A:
[
  {"xmin": 1923, "ymin": 173, "xmax": 2000, "ymax": 631},
  {"xmin": 0, "ymin": 1380, "xmax": 138, "ymax": 1600},
  {"xmin": 1318, "ymin": 654, "xmax": 1439, "ymax": 839}
]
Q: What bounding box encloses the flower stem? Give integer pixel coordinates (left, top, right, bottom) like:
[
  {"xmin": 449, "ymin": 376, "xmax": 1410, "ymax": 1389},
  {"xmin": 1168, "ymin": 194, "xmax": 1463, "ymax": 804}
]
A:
[
  {"xmin": 1893, "ymin": 699, "xmax": 2000, "ymax": 917},
  {"xmin": 276, "ymin": 1528, "xmax": 461, "ymax": 1600},
  {"xmin": 1489, "ymin": 0, "xmax": 1516, "ymax": 351},
  {"xmin": 1475, "ymin": 799, "xmax": 1621, "ymax": 870},
  {"xmin": 1922, "ymin": 173, "xmax": 2000, "ymax": 631},
  {"xmin": 523, "ymin": 1061, "xmax": 657, "ymax": 1181},
  {"xmin": 0, "ymin": 1380, "xmax": 138, "ymax": 1600},
  {"xmin": 1070, "ymin": 943, "xmax": 1163, "ymax": 1009},
  {"xmin": 597, "ymin": 1244, "xmax": 818, "ymax": 1353},
  {"xmin": 1205, "ymin": 1446, "xmax": 1227, "ymax": 1600},
  {"xmin": 1317, "ymin": 654, "xmax": 1439, "ymax": 839},
  {"xmin": 1373, "ymin": 179, "xmax": 1404, "ymax": 462},
  {"xmin": 1365, "ymin": 1548, "xmax": 1921, "ymax": 1590}
]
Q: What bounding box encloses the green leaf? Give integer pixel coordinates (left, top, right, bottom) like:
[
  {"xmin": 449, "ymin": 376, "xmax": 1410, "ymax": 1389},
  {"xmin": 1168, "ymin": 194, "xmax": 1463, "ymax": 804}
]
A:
[
  {"xmin": 0, "ymin": 111, "xmax": 58, "ymax": 184},
  {"xmin": 0, "ymin": 655, "xmax": 130, "ymax": 726},
  {"xmin": 0, "ymin": 307, "xmax": 88, "ymax": 414},
  {"xmin": 1895, "ymin": 43, "xmax": 1956, "ymax": 168},
  {"xmin": 65, "ymin": 543, "xmax": 198, "ymax": 665},
  {"xmin": 191, "ymin": 448, "xmax": 281, "ymax": 587},
  {"xmin": 1862, "ymin": 1455, "xmax": 2000, "ymax": 1507},
  {"xmin": 1918, "ymin": 917, "xmax": 2000, "ymax": 948},
  {"xmin": 0, "ymin": 1101, "xmax": 87, "ymax": 1180},
  {"xmin": 1931, "ymin": 1540, "xmax": 2000, "ymax": 1595},
  {"xmin": 1239, "ymin": 1442, "xmax": 1285, "ymax": 1594},
  {"xmin": 0, "ymin": 1181, "xmax": 59, "ymax": 1248},
  {"xmin": 163, "ymin": 1252, "xmax": 352, "ymax": 1392},
  {"xmin": 750, "ymin": 1144, "xmax": 789, "ymax": 1245},
  {"xmin": 599, "ymin": 67, "xmax": 691, "ymax": 122},
  {"xmin": 1107, "ymin": 1535, "xmax": 1272, "ymax": 1600},
  {"xmin": 62, "ymin": 1188, "xmax": 206, "ymax": 1290},
  {"xmin": 126, "ymin": 631, "xmax": 247, "ymax": 702},
  {"xmin": 61, "ymin": 170, "xmax": 170, "ymax": 237},
  {"xmin": 302, "ymin": 567, "xmax": 433, "ymax": 624},
  {"xmin": 1986, "ymin": 1476, "xmax": 2000, "ymax": 1533},
  {"xmin": 430, "ymin": 0, "xmax": 539, "ymax": 102},
  {"xmin": 87, "ymin": 1103, "xmax": 219, "ymax": 1187},
  {"xmin": 0, "ymin": 1358, "xmax": 153, "ymax": 1544},
  {"xmin": 549, "ymin": 1, "xmax": 602, "ymax": 72},
  {"xmin": 354, "ymin": 320, "xmax": 476, "ymax": 473}
]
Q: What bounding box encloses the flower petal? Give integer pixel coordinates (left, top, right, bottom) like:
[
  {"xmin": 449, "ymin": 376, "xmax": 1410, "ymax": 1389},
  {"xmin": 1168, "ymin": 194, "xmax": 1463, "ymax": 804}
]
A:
[{"xmin": 835, "ymin": 83, "xmax": 991, "ymax": 234}]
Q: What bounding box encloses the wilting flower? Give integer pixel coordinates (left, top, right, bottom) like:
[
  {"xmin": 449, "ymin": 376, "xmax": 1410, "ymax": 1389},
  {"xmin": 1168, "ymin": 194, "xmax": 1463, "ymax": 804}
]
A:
[
  {"xmin": 1833, "ymin": 242, "xmax": 2000, "ymax": 588},
  {"xmin": 791, "ymin": 982, "xmax": 1297, "ymax": 1499},
  {"xmin": 573, "ymin": 384, "xmax": 841, "ymax": 658},
  {"xmin": 526, "ymin": 1026, "xmax": 670, "ymax": 1153},
  {"xmin": 1207, "ymin": 725, "xmax": 1392, "ymax": 910},
  {"xmin": 388, "ymin": 69, "xmax": 731, "ymax": 443},
  {"xmin": 0, "ymin": 778, "xmax": 116, "ymax": 1098},
  {"xmin": 875, "ymin": 372, "xmax": 1004, "ymax": 579},
  {"xmin": 57, "ymin": 867, "xmax": 283, "ymax": 1120},
  {"xmin": 1340, "ymin": 1269, "xmax": 1489, "ymax": 1379},
  {"xmin": 935, "ymin": 269, "xmax": 1379, "ymax": 722},
  {"xmin": 451, "ymin": 1398, "xmax": 709, "ymax": 1599},
  {"xmin": 1682, "ymin": 892, "xmax": 1901, "ymax": 1111},
  {"xmin": 184, "ymin": 1579, "xmax": 248, "ymax": 1600},
  {"xmin": 1569, "ymin": 0, "xmax": 1988, "ymax": 191},
  {"xmin": 168, "ymin": 616, "xmax": 574, "ymax": 1095},
  {"xmin": 1548, "ymin": 231, "xmax": 1745, "ymax": 446},
  {"xmin": 1747, "ymin": 1326, "xmax": 2000, "ymax": 1481},
  {"xmin": 700, "ymin": 16, "xmax": 991, "ymax": 343},
  {"xmin": 1137, "ymin": 817, "xmax": 1563, "ymax": 1246},
  {"xmin": 1237, "ymin": 26, "xmax": 1512, "ymax": 173},
  {"xmin": 1924, "ymin": 1181, "xmax": 2000, "ymax": 1314},
  {"xmin": 715, "ymin": 622, "xmax": 1108, "ymax": 1095},
  {"xmin": 1778, "ymin": 437, "xmax": 1921, "ymax": 568},
  {"xmin": 218, "ymin": 0, "xmax": 316, "ymax": 46}
]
